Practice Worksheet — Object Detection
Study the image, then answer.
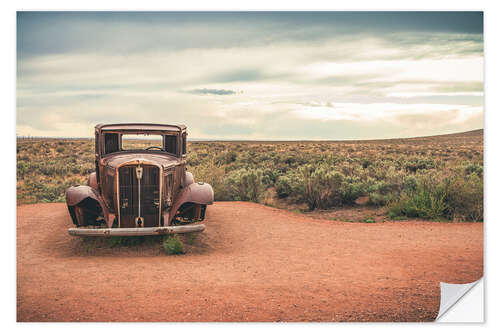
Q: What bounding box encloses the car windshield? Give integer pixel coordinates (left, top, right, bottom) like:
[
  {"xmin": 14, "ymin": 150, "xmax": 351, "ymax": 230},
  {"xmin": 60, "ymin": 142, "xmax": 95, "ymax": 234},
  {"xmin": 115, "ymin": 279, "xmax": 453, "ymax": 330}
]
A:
[
  {"xmin": 121, "ymin": 134, "xmax": 164, "ymax": 151},
  {"xmin": 102, "ymin": 131, "xmax": 180, "ymax": 155}
]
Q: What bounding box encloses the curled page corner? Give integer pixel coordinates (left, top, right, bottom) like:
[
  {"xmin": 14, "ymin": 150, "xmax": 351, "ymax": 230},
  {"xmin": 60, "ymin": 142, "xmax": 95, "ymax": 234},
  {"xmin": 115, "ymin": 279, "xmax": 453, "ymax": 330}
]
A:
[{"xmin": 435, "ymin": 278, "xmax": 483, "ymax": 322}]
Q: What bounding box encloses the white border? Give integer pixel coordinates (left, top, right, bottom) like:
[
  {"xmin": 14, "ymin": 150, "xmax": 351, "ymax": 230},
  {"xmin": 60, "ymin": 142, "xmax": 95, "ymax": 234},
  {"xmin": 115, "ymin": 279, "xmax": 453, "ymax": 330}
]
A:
[{"xmin": 4, "ymin": 1, "xmax": 497, "ymax": 332}]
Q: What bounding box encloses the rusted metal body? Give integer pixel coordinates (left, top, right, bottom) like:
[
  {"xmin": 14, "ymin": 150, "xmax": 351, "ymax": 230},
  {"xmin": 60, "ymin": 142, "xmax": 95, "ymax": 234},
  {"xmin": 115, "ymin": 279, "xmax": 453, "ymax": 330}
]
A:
[{"xmin": 65, "ymin": 123, "xmax": 214, "ymax": 236}]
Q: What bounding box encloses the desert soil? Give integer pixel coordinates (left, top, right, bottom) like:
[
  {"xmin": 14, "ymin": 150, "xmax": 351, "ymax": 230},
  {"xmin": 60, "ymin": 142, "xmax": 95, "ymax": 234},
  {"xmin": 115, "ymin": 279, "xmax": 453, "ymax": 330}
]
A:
[{"xmin": 17, "ymin": 202, "xmax": 483, "ymax": 322}]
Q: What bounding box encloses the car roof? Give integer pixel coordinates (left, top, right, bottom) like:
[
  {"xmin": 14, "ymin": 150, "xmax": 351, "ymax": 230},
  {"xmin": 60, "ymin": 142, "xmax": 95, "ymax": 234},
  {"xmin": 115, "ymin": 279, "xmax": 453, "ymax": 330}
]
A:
[{"xmin": 95, "ymin": 123, "xmax": 186, "ymax": 132}]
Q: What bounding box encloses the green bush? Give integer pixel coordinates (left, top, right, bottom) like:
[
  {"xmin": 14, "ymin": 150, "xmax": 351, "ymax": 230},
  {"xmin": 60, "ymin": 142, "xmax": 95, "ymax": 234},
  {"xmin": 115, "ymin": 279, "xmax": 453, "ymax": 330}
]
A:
[
  {"xmin": 389, "ymin": 173, "xmax": 483, "ymax": 221},
  {"xmin": 389, "ymin": 188, "xmax": 447, "ymax": 220},
  {"xmin": 339, "ymin": 179, "xmax": 364, "ymax": 205},
  {"xmin": 368, "ymin": 192, "xmax": 395, "ymax": 206},
  {"xmin": 216, "ymin": 151, "xmax": 237, "ymax": 165},
  {"xmin": 299, "ymin": 165, "xmax": 344, "ymax": 210},
  {"xmin": 261, "ymin": 168, "xmax": 280, "ymax": 187},
  {"xmin": 275, "ymin": 172, "xmax": 302, "ymax": 198},
  {"xmin": 404, "ymin": 158, "xmax": 436, "ymax": 173},
  {"xmin": 275, "ymin": 175, "xmax": 293, "ymax": 198},
  {"xmin": 24, "ymin": 181, "xmax": 67, "ymax": 202},
  {"xmin": 445, "ymin": 173, "xmax": 483, "ymax": 221},
  {"xmin": 163, "ymin": 235, "xmax": 184, "ymax": 255},
  {"xmin": 226, "ymin": 168, "xmax": 265, "ymax": 202},
  {"xmin": 17, "ymin": 161, "xmax": 29, "ymax": 179},
  {"xmin": 186, "ymin": 152, "xmax": 201, "ymax": 167},
  {"xmin": 464, "ymin": 163, "xmax": 483, "ymax": 177},
  {"xmin": 402, "ymin": 175, "xmax": 418, "ymax": 192}
]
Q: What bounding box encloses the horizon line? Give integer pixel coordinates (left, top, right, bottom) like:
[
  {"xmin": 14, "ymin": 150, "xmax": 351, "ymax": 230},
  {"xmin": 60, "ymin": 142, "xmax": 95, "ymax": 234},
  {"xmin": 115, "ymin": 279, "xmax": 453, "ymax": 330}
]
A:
[{"xmin": 15, "ymin": 128, "xmax": 483, "ymax": 142}]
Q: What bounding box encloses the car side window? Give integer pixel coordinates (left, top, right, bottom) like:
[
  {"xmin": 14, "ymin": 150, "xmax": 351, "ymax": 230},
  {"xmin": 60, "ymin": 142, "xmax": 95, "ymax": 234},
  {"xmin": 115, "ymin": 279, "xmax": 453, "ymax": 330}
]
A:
[
  {"xmin": 182, "ymin": 132, "xmax": 187, "ymax": 155},
  {"xmin": 165, "ymin": 135, "xmax": 178, "ymax": 155},
  {"xmin": 95, "ymin": 132, "xmax": 99, "ymax": 155},
  {"xmin": 104, "ymin": 133, "xmax": 119, "ymax": 154}
]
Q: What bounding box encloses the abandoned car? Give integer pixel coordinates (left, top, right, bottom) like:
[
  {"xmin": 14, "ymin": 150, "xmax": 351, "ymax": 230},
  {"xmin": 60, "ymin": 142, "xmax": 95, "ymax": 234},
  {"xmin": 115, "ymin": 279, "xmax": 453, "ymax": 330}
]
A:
[{"xmin": 66, "ymin": 123, "xmax": 214, "ymax": 236}]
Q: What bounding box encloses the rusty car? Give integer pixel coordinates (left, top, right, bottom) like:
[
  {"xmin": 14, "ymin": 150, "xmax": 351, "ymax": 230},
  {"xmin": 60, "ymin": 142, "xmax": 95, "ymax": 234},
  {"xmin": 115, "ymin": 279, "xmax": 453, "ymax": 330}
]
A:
[{"xmin": 65, "ymin": 123, "xmax": 214, "ymax": 236}]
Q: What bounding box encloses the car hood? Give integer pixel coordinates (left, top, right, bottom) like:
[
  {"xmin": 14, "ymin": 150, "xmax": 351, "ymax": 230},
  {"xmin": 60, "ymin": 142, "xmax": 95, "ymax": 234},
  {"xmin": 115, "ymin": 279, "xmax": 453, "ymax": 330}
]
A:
[{"xmin": 102, "ymin": 152, "xmax": 182, "ymax": 169}]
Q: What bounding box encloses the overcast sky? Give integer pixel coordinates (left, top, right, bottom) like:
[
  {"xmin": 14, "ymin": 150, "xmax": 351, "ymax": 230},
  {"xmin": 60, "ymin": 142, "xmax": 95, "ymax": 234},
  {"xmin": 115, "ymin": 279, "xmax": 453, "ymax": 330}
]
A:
[{"xmin": 16, "ymin": 11, "xmax": 483, "ymax": 139}]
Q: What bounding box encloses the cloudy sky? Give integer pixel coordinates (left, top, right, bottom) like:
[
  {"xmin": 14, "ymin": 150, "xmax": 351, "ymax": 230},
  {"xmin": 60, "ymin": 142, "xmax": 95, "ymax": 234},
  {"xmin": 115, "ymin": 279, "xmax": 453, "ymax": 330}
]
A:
[{"xmin": 16, "ymin": 11, "xmax": 483, "ymax": 139}]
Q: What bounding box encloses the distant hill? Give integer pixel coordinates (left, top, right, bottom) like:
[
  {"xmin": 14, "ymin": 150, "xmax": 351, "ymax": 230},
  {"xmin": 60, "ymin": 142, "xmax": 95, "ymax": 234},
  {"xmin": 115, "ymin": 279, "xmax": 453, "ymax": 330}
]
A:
[
  {"xmin": 414, "ymin": 129, "xmax": 483, "ymax": 139},
  {"xmin": 188, "ymin": 129, "xmax": 484, "ymax": 144}
]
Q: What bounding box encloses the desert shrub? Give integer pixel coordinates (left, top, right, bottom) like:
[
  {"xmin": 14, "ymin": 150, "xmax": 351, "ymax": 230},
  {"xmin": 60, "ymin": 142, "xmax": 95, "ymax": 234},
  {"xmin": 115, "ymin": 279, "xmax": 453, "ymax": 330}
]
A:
[
  {"xmin": 339, "ymin": 161, "xmax": 359, "ymax": 177},
  {"xmin": 389, "ymin": 178, "xmax": 448, "ymax": 220},
  {"xmin": 36, "ymin": 161, "xmax": 70, "ymax": 176},
  {"xmin": 370, "ymin": 163, "xmax": 390, "ymax": 181},
  {"xmin": 371, "ymin": 181, "xmax": 391, "ymax": 195},
  {"xmin": 275, "ymin": 173, "xmax": 296, "ymax": 198},
  {"xmin": 70, "ymin": 165, "xmax": 82, "ymax": 174},
  {"xmin": 216, "ymin": 150, "xmax": 237, "ymax": 165},
  {"xmin": 445, "ymin": 173, "xmax": 483, "ymax": 221},
  {"xmin": 299, "ymin": 165, "xmax": 324, "ymax": 209},
  {"xmin": 24, "ymin": 181, "xmax": 67, "ymax": 202},
  {"xmin": 189, "ymin": 159, "xmax": 231, "ymax": 201},
  {"xmin": 362, "ymin": 159, "xmax": 372, "ymax": 169},
  {"xmin": 186, "ymin": 152, "xmax": 201, "ymax": 166},
  {"xmin": 261, "ymin": 168, "xmax": 280, "ymax": 187},
  {"xmin": 226, "ymin": 168, "xmax": 265, "ymax": 202},
  {"xmin": 464, "ymin": 163, "xmax": 483, "ymax": 177},
  {"xmin": 236, "ymin": 151, "xmax": 255, "ymax": 166},
  {"xmin": 17, "ymin": 161, "xmax": 29, "ymax": 179},
  {"xmin": 402, "ymin": 175, "xmax": 418, "ymax": 192},
  {"xmin": 365, "ymin": 174, "xmax": 401, "ymax": 206},
  {"xmin": 338, "ymin": 178, "xmax": 365, "ymax": 205},
  {"xmin": 254, "ymin": 152, "xmax": 274, "ymax": 164},
  {"xmin": 279, "ymin": 153, "xmax": 298, "ymax": 166},
  {"xmin": 389, "ymin": 172, "xmax": 483, "ymax": 221},
  {"xmin": 279, "ymin": 165, "xmax": 370, "ymax": 208},
  {"xmin": 162, "ymin": 235, "xmax": 184, "ymax": 255},
  {"xmin": 368, "ymin": 192, "xmax": 394, "ymax": 206},
  {"xmin": 79, "ymin": 164, "xmax": 94, "ymax": 175},
  {"xmin": 404, "ymin": 158, "xmax": 436, "ymax": 173},
  {"xmin": 319, "ymin": 153, "xmax": 345, "ymax": 165},
  {"xmin": 179, "ymin": 233, "xmax": 197, "ymax": 245},
  {"xmin": 18, "ymin": 154, "xmax": 30, "ymax": 161},
  {"xmin": 299, "ymin": 165, "xmax": 344, "ymax": 210}
]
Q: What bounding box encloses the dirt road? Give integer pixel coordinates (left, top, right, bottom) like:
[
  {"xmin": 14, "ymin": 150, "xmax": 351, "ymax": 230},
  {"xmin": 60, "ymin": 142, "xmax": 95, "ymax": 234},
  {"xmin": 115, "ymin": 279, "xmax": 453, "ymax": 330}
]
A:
[{"xmin": 17, "ymin": 202, "xmax": 483, "ymax": 322}]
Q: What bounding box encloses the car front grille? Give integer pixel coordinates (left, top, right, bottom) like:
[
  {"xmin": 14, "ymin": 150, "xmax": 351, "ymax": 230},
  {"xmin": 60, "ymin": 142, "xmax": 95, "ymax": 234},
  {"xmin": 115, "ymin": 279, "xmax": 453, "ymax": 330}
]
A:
[{"xmin": 118, "ymin": 164, "xmax": 160, "ymax": 228}]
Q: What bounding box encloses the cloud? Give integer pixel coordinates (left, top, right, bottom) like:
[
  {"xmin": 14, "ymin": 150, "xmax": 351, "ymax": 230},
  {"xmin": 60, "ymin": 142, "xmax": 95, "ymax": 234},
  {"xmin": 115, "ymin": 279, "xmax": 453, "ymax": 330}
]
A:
[
  {"xmin": 186, "ymin": 88, "xmax": 238, "ymax": 95},
  {"xmin": 207, "ymin": 69, "xmax": 265, "ymax": 83},
  {"xmin": 17, "ymin": 12, "xmax": 483, "ymax": 58},
  {"xmin": 16, "ymin": 12, "xmax": 484, "ymax": 139}
]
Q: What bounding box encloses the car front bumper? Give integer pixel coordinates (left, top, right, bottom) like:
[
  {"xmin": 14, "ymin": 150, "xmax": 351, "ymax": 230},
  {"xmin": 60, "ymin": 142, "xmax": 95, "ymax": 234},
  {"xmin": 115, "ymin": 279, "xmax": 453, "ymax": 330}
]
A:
[{"xmin": 68, "ymin": 224, "xmax": 205, "ymax": 237}]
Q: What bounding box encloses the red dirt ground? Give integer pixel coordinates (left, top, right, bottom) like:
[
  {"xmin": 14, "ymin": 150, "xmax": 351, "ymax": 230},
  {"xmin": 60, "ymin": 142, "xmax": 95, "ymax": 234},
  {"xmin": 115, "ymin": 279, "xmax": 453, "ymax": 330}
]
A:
[{"xmin": 17, "ymin": 202, "xmax": 483, "ymax": 322}]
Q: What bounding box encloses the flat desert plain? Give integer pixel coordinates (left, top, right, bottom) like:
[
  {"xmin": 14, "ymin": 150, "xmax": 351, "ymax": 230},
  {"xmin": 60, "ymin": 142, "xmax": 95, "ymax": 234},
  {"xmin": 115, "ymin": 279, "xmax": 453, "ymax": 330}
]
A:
[{"xmin": 17, "ymin": 201, "xmax": 482, "ymax": 322}]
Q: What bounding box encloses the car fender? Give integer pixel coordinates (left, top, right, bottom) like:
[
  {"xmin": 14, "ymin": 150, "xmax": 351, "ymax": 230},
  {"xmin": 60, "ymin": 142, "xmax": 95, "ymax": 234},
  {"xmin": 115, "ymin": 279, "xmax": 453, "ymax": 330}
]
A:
[
  {"xmin": 167, "ymin": 182, "xmax": 214, "ymax": 224},
  {"xmin": 87, "ymin": 172, "xmax": 98, "ymax": 191},
  {"xmin": 66, "ymin": 185, "xmax": 111, "ymax": 227},
  {"xmin": 185, "ymin": 171, "xmax": 194, "ymax": 186}
]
